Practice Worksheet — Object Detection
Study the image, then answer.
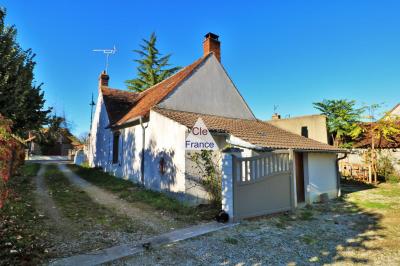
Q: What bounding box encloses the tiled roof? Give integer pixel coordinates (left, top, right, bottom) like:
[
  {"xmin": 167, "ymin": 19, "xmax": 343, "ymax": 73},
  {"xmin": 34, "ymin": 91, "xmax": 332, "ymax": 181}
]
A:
[
  {"xmin": 153, "ymin": 107, "xmax": 344, "ymax": 152},
  {"xmin": 353, "ymin": 122, "xmax": 400, "ymax": 149},
  {"xmin": 114, "ymin": 54, "xmax": 209, "ymax": 126},
  {"xmin": 101, "ymin": 87, "xmax": 140, "ymax": 125}
]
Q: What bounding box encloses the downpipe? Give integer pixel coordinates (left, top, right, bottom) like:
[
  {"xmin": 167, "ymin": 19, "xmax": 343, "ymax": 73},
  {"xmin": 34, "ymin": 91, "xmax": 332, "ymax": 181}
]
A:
[
  {"xmin": 336, "ymin": 152, "xmax": 348, "ymax": 198},
  {"xmin": 139, "ymin": 117, "xmax": 149, "ymax": 185}
]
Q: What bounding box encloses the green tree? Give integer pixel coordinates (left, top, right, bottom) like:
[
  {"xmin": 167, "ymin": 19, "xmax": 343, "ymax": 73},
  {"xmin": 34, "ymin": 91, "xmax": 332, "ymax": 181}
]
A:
[
  {"xmin": 313, "ymin": 99, "xmax": 364, "ymax": 147},
  {"xmin": 31, "ymin": 114, "xmax": 64, "ymax": 142},
  {"xmin": 125, "ymin": 32, "xmax": 181, "ymax": 92},
  {"xmin": 362, "ymin": 104, "xmax": 400, "ymax": 184},
  {"xmin": 0, "ymin": 8, "xmax": 50, "ymax": 136}
]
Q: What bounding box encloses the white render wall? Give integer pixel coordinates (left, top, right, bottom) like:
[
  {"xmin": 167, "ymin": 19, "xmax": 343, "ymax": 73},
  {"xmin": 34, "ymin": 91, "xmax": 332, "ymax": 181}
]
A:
[
  {"xmin": 157, "ymin": 55, "xmax": 255, "ymax": 120},
  {"xmin": 143, "ymin": 110, "xmax": 187, "ymax": 193},
  {"xmin": 306, "ymin": 153, "xmax": 338, "ymax": 203},
  {"xmin": 88, "ymin": 93, "xmax": 113, "ymax": 169},
  {"xmin": 89, "ymin": 103, "xmax": 188, "ymax": 195}
]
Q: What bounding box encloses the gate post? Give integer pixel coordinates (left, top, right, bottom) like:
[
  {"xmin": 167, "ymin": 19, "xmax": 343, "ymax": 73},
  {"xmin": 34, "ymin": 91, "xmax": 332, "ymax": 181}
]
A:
[{"xmin": 221, "ymin": 148, "xmax": 242, "ymax": 221}]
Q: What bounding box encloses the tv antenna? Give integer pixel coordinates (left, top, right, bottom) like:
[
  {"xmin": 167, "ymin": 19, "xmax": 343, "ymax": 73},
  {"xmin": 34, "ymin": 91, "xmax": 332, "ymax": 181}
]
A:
[
  {"xmin": 92, "ymin": 45, "xmax": 117, "ymax": 73},
  {"xmin": 273, "ymin": 105, "xmax": 279, "ymax": 113}
]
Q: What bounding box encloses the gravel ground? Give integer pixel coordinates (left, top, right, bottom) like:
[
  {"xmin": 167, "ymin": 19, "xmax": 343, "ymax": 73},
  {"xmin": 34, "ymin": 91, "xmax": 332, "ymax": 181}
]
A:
[{"xmin": 114, "ymin": 184, "xmax": 400, "ymax": 265}]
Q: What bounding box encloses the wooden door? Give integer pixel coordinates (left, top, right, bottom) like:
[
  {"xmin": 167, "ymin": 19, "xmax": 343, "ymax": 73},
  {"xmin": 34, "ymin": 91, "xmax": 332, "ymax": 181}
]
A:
[{"xmin": 295, "ymin": 152, "xmax": 305, "ymax": 203}]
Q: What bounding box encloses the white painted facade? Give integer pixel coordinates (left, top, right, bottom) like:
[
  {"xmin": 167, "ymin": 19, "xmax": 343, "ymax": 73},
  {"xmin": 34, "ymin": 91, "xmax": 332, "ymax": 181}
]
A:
[
  {"xmin": 304, "ymin": 153, "xmax": 338, "ymax": 203},
  {"xmin": 89, "ymin": 103, "xmax": 188, "ymax": 194},
  {"xmin": 88, "ymin": 55, "xmax": 259, "ymax": 204},
  {"xmin": 158, "ymin": 55, "xmax": 255, "ymax": 120},
  {"xmin": 89, "ymin": 53, "xmax": 340, "ymax": 209},
  {"xmin": 88, "ymin": 92, "xmax": 112, "ymax": 169}
]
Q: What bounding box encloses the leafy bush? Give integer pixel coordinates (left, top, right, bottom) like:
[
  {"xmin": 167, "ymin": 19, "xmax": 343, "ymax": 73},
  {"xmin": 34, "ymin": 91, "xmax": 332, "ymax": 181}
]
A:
[
  {"xmin": 189, "ymin": 150, "xmax": 222, "ymax": 206},
  {"xmin": 0, "ymin": 115, "xmax": 25, "ymax": 208},
  {"xmin": 377, "ymin": 154, "xmax": 399, "ymax": 183},
  {"xmin": 387, "ymin": 174, "xmax": 400, "ymax": 184}
]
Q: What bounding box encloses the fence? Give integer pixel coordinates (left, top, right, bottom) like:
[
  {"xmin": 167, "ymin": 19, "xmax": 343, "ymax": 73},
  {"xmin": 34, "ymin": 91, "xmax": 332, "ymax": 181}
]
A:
[
  {"xmin": 339, "ymin": 162, "xmax": 370, "ymax": 182},
  {"xmin": 233, "ymin": 152, "xmax": 290, "ymax": 183}
]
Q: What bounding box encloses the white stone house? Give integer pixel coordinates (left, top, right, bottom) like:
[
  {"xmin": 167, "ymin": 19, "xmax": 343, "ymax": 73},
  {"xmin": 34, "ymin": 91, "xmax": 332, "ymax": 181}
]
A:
[{"xmin": 89, "ymin": 33, "xmax": 344, "ymax": 208}]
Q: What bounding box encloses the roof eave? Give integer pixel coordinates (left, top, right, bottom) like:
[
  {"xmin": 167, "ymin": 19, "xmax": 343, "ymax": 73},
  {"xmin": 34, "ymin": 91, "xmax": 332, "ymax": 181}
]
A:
[{"xmin": 108, "ymin": 114, "xmax": 149, "ymax": 130}]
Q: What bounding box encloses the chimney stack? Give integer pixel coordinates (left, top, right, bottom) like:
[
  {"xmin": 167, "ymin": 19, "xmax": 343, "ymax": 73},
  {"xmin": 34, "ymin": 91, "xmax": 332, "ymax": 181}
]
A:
[
  {"xmin": 203, "ymin": 32, "xmax": 221, "ymax": 62},
  {"xmin": 272, "ymin": 113, "xmax": 281, "ymax": 120},
  {"xmin": 99, "ymin": 70, "xmax": 109, "ymax": 88}
]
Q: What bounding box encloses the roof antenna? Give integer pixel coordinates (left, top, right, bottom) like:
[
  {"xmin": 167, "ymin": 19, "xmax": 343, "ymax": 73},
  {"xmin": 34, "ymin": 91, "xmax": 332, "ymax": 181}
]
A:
[
  {"xmin": 273, "ymin": 105, "xmax": 279, "ymax": 114},
  {"xmin": 92, "ymin": 45, "xmax": 117, "ymax": 73}
]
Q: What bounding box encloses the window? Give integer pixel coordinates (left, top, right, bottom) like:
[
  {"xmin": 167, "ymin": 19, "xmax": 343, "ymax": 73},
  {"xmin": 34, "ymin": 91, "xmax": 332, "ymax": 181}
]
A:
[
  {"xmin": 301, "ymin": 126, "xmax": 309, "ymax": 138},
  {"xmin": 112, "ymin": 132, "xmax": 120, "ymax": 164}
]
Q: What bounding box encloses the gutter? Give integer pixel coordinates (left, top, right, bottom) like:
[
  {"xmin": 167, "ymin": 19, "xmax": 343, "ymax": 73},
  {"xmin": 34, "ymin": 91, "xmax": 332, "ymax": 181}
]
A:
[{"xmin": 226, "ymin": 137, "xmax": 268, "ymax": 152}]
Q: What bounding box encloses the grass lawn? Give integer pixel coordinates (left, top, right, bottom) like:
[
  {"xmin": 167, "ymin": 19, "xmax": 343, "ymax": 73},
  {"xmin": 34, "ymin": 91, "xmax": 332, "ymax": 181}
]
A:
[
  {"xmin": 67, "ymin": 164, "xmax": 218, "ymax": 223},
  {"xmin": 0, "ymin": 163, "xmax": 48, "ymax": 265}
]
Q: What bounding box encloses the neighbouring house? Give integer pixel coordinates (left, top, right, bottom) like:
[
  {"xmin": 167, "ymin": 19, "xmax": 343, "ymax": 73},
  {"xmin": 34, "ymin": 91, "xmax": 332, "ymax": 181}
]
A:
[
  {"xmin": 340, "ymin": 103, "xmax": 400, "ymax": 181},
  {"xmin": 88, "ymin": 33, "xmax": 344, "ymax": 218},
  {"xmin": 27, "ymin": 128, "xmax": 82, "ymax": 157},
  {"xmin": 266, "ymin": 113, "xmax": 329, "ymax": 144},
  {"xmin": 387, "ymin": 103, "xmax": 400, "ymax": 117}
]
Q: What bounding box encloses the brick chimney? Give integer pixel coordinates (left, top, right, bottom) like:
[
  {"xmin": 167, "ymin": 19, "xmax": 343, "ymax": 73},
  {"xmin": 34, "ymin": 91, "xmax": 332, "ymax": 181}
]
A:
[
  {"xmin": 203, "ymin": 32, "xmax": 221, "ymax": 62},
  {"xmin": 272, "ymin": 113, "xmax": 281, "ymax": 120},
  {"xmin": 98, "ymin": 70, "xmax": 109, "ymax": 88}
]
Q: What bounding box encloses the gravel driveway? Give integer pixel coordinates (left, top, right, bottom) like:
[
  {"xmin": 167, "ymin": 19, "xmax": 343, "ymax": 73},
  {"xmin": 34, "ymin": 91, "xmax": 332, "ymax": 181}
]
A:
[{"xmin": 115, "ymin": 183, "xmax": 400, "ymax": 265}]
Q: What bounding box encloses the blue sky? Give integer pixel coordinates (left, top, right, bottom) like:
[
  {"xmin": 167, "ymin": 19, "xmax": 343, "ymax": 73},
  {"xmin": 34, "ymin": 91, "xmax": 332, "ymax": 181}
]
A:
[{"xmin": 2, "ymin": 0, "xmax": 400, "ymax": 136}]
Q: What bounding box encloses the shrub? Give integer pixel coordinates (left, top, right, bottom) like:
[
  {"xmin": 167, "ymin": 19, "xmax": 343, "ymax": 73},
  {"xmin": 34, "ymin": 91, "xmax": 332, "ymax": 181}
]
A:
[
  {"xmin": 377, "ymin": 154, "xmax": 395, "ymax": 179},
  {"xmin": 0, "ymin": 114, "xmax": 25, "ymax": 208},
  {"xmin": 387, "ymin": 174, "xmax": 400, "ymax": 184},
  {"xmin": 189, "ymin": 150, "xmax": 222, "ymax": 206}
]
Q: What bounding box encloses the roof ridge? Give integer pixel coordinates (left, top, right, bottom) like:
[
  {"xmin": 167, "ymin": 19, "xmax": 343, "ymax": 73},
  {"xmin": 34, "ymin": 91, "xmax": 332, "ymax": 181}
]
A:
[
  {"xmin": 101, "ymin": 86, "xmax": 139, "ymax": 95},
  {"xmin": 115, "ymin": 54, "xmax": 211, "ymax": 126},
  {"xmin": 152, "ymin": 107, "xmax": 259, "ymax": 122},
  {"xmin": 134, "ymin": 54, "xmax": 209, "ymax": 95},
  {"xmin": 266, "ymin": 114, "xmax": 326, "ymax": 121}
]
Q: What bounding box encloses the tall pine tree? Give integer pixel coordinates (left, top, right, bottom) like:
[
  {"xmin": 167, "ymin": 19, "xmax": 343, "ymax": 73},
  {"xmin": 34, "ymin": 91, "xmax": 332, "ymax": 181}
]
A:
[
  {"xmin": 0, "ymin": 8, "xmax": 50, "ymax": 136},
  {"xmin": 125, "ymin": 32, "xmax": 181, "ymax": 92}
]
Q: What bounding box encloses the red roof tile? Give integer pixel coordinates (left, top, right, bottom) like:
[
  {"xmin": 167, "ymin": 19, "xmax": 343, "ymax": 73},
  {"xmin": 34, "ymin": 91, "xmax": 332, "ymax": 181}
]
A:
[
  {"xmin": 101, "ymin": 87, "xmax": 140, "ymax": 125},
  {"xmin": 153, "ymin": 107, "xmax": 344, "ymax": 152},
  {"xmin": 114, "ymin": 54, "xmax": 209, "ymax": 126},
  {"xmin": 353, "ymin": 122, "xmax": 400, "ymax": 149}
]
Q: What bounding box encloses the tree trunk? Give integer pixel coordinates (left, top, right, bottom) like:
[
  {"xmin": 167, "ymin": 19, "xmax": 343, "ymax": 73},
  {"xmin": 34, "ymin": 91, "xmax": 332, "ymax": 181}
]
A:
[
  {"xmin": 7, "ymin": 149, "xmax": 15, "ymax": 179},
  {"xmin": 371, "ymin": 131, "xmax": 377, "ymax": 184}
]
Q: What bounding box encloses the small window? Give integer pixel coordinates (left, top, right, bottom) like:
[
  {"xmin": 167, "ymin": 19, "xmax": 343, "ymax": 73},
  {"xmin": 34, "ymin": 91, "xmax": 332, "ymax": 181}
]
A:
[
  {"xmin": 301, "ymin": 126, "xmax": 308, "ymax": 138},
  {"xmin": 112, "ymin": 132, "xmax": 120, "ymax": 164}
]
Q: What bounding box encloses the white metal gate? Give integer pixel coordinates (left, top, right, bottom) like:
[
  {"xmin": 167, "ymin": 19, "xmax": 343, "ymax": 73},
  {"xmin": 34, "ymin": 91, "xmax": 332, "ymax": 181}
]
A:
[{"xmin": 232, "ymin": 151, "xmax": 294, "ymax": 220}]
